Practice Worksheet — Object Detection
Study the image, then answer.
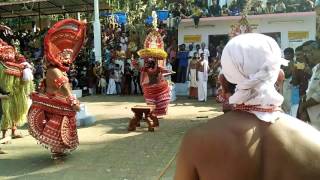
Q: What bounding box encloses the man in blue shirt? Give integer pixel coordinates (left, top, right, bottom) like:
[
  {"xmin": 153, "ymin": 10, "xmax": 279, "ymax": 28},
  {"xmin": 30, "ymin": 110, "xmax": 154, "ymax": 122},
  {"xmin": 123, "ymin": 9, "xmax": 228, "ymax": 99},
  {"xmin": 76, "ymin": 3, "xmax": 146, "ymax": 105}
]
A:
[{"xmin": 177, "ymin": 44, "xmax": 189, "ymax": 83}]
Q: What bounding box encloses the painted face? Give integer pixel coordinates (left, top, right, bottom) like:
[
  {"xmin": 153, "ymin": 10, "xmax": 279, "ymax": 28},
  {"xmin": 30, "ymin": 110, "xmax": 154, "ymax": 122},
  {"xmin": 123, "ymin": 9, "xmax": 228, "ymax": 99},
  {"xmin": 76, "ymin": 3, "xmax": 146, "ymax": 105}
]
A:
[{"xmin": 145, "ymin": 58, "xmax": 156, "ymax": 69}]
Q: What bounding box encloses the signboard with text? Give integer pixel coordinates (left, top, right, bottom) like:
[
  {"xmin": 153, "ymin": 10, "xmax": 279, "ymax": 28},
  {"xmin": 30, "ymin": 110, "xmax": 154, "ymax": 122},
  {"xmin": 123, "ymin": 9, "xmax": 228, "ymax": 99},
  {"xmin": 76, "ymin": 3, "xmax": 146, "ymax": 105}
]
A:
[{"xmin": 184, "ymin": 35, "xmax": 202, "ymax": 43}]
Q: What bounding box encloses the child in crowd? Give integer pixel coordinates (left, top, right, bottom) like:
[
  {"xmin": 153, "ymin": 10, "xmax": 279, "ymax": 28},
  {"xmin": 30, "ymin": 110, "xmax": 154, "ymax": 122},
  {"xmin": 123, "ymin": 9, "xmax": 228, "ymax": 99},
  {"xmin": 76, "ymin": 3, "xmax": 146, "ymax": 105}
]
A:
[
  {"xmin": 98, "ymin": 75, "xmax": 107, "ymax": 95},
  {"xmin": 114, "ymin": 64, "xmax": 122, "ymax": 95},
  {"xmin": 107, "ymin": 72, "xmax": 117, "ymax": 95}
]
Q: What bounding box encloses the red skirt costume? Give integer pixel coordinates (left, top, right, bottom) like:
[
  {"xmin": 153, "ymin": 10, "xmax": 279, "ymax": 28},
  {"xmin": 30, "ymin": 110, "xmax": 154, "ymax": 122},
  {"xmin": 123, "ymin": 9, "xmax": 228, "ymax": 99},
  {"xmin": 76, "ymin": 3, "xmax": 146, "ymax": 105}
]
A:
[
  {"xmin": 28, "ymin": 93, "xmax": 78, "ymax": 152},
  {"xmin": 143, "ymin": 80, "xmax": 170, "ymax": 116},
  {"xmin": 28, "ymin": 19, "xmax": 86, "ymax": 153}
]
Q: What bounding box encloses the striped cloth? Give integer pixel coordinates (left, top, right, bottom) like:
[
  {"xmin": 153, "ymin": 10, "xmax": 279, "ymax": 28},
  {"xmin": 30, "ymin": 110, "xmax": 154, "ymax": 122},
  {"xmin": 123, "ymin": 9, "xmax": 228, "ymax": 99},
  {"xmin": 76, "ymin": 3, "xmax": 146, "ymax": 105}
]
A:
[{"xmin": 143, "ymin": 80, "xmax": 170, "ymax": 116}]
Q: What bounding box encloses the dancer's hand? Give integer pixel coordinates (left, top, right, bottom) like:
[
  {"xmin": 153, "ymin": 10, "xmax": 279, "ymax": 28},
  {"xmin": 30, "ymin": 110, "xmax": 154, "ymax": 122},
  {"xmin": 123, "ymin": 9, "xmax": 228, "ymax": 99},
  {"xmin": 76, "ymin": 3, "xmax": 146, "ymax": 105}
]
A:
[{"xmin": 72, "ymin": 104, "xmax": 81, "ymax": 112}]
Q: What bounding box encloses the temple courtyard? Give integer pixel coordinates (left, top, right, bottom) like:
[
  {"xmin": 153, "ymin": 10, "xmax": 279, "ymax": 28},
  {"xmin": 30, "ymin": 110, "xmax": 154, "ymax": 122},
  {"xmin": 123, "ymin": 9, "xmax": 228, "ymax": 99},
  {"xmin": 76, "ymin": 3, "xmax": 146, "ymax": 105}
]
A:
[{"xmin": 0, "ymin": 95, "xmax": 222, "ymax": 180}]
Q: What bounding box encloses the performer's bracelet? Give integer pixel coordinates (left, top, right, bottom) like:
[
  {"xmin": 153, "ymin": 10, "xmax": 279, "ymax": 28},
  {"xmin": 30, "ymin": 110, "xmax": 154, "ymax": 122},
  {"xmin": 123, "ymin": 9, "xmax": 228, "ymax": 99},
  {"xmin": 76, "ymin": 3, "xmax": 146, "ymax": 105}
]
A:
[{"xmin": 66, "ymin": 96, "xmax": 80, "ymax": 106}]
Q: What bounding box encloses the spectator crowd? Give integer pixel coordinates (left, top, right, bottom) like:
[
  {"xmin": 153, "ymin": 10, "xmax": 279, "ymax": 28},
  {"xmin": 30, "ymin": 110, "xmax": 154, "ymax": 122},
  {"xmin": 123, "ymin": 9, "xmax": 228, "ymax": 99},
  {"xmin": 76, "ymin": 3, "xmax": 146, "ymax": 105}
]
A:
[
  {"xmin": 281, "ymin": 41, "xmax": 320, "ymax": 123},
  {"xmin": 168, "ymin": 0, "xmax": 315, "ymax": 27}
]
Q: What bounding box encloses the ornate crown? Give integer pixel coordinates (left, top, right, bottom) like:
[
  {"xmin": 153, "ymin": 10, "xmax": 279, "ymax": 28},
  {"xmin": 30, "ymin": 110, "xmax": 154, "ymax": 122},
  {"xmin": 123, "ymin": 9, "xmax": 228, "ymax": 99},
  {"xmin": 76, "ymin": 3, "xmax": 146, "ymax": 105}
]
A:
[
  {"xmin": 137, "ymin": 30, "xmax": 167, "ymax": 60},
  {"xmin": 44, "ymin": 19, "xmax": 86, "ymax": 72}
]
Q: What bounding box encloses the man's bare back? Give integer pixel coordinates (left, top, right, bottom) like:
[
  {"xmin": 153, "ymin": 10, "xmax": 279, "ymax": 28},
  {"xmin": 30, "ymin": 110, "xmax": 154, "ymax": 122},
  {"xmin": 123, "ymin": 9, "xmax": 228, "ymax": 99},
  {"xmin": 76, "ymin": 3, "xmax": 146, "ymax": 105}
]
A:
[{"xmin": 175, "ymin": 111, "xmax": 320, "ymax": 180}]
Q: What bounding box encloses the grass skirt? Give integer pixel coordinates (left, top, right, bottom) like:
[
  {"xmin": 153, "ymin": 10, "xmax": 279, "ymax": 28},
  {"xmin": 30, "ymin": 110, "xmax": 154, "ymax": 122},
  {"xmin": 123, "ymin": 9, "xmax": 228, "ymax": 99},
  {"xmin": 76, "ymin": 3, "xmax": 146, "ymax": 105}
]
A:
[{"xmin": 0, "ymin": 63, "xmax": 34, "ymax": 130}]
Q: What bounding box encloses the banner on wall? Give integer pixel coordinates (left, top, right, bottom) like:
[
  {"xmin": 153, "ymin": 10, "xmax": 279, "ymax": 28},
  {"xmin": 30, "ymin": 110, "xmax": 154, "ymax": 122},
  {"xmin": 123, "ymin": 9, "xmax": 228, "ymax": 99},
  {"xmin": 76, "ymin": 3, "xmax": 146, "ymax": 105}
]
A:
[
  {"xmin": 288, "ymin": 31, "xmax": 309, "ymax": 41},
  {"xmin": 288, "ymin": 31, "xmax": 309, "ymax": 49},
  {"xmin": 184, "ymin": 35, "xmax": 202, "ymax": 43}
]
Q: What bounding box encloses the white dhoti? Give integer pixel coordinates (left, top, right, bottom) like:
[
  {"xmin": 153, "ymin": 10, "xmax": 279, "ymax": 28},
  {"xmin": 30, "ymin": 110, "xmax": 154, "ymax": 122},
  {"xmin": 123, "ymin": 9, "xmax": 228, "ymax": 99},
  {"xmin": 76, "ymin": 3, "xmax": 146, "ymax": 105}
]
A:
[
  {"xmin": 107, "ymin": 79, "xmax": 117, "ymax": 95},
  {"xmin": 190, "ymin": 69, "xmax": 197, "ymax": 87},
  {"xmin": 197, "ymin": 71, "xmax": 207, "ymax": 102}
]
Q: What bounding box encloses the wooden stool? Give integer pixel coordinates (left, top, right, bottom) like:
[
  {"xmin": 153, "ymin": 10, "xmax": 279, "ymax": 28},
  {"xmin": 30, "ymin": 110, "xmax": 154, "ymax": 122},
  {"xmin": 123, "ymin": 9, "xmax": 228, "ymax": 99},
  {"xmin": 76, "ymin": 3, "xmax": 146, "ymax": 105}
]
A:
[{"xmin": 128, "ymin": 105, "xmax": 159, "ymax": 132}]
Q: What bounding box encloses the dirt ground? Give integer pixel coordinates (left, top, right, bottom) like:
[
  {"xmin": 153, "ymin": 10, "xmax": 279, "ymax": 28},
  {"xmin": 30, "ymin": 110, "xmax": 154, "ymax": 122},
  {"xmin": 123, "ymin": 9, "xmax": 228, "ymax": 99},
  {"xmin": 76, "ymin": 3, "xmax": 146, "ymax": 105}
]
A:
[{"xmin": 0, "ymin": 95, "xmax": 222, "ymax": 180}]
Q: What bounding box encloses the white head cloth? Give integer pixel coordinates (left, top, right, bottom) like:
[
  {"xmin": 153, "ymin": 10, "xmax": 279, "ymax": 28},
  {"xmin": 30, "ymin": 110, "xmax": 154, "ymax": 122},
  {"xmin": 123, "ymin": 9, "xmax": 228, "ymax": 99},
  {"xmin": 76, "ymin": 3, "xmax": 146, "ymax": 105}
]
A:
[
  {"xmin": 221, "ymin": 33, "xmax": 288, "ymax": 122},
  {"xmin": 21, "ymin": 62, "xmax": 34, "ymax": 81}
]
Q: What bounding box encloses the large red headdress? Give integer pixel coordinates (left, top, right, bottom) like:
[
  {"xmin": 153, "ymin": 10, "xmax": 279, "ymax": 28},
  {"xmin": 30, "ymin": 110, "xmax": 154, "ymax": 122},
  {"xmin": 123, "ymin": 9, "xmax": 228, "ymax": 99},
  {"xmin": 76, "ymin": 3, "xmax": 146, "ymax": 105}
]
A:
[
  {"xmin": 0, "ymin": 39, "xmax": 15, "ymax": 62},
  {"xmin": 44, "ymin": 19, "xmax": 86, "ymax": 72},
  {"xmin": 0, "ymin": 30, "xmax": 27, "ymax": 77},
  {"xmin": 137, "ymin": 30, "xmax": 167, "ymax": 60}
]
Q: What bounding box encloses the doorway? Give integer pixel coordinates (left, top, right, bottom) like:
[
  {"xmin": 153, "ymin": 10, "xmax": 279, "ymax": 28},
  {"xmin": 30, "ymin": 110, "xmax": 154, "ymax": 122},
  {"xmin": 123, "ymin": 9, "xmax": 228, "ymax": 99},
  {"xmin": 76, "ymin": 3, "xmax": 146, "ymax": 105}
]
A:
[{"xmin": 208, "ymin": 34, "xmax": 229, "ymax": 58}]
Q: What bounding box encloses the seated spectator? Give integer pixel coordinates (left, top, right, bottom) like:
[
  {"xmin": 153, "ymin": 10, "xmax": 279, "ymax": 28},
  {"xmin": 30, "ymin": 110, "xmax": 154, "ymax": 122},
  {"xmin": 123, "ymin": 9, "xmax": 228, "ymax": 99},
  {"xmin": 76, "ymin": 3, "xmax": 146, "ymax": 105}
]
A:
[
  {"xmin": 189, "ymin": 4, "xmax": 203, "ymax": 28},
  {"xmin": 202, "ymin": 8, "xmax": 210, "ymax": 17},
  {"xmin": 184, "ymin": 4, "xmax": 193, "ymax": 17},
  {"xmin": 180, "ymin": 4, "xmax": 190, "ymax": 17},
  {"xmin": 254, "ymin": 1, "xmax": 264, "ymax": 14},
  {"xmin": 221, "ymin": 5, "xmax": 230, "ymax": 16},
  {"xmin": 249, "ymin": 6, "xmax": 256, "ymax": 15},
  {"xmin": 299, "ymin": 0, "xmax": 315, "ymax": 12},
  {"xmin": 209, "ymin": 0, "xmax": 221, "ymax": 17},
  {"xmin": 274, "ymin": 0, "xmax": 286, "ymax": 13},
  {"xmin": 264, "ymin": 2, "xmax": 275, "ymax": 14},
  {"xmin": 171, "ymin": 3, "xmax": 187, "ymax": 29},
  {"xmin": 229, "ymin": 0, "xmax": 240, "ymax": 16},
  {"xmin": 176, "ymin": 3, "xmax": 188, "ymax": 18},
  {"xmin": 286, "ymin": 0, "xmax": 300, "ymax": 12}
]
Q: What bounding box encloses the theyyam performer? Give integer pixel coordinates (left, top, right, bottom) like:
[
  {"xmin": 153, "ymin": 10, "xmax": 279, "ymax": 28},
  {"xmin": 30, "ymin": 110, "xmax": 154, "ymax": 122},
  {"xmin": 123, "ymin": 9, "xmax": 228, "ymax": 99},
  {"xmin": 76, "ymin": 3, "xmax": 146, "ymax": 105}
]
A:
[
  {"xmin": 28, "ymin": 19, "xmax": 86, "ymax": 160},
  {"xmin": 0, "ymin": 25, "xmax": 34, "ymax": 140},
  {"xmin": 137, "ymin": 30, "xmax": 171, "ymax": 117}
]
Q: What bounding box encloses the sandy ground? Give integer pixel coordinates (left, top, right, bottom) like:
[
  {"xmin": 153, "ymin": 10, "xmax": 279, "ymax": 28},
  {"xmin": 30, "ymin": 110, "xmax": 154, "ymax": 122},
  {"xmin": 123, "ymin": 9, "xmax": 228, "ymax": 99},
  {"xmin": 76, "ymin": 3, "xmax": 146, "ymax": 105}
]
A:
[{"xmin": 0, "ymin": 95, "xmax": 222, "ymax": 180}]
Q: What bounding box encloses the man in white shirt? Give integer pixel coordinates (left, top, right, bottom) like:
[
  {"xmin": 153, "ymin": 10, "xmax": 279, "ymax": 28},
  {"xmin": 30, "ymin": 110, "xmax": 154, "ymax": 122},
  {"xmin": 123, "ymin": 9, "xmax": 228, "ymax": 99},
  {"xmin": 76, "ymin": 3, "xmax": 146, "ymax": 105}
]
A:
[{"xmin": 198, "ymin": 42, "xmax": 210, "ymax": 62}]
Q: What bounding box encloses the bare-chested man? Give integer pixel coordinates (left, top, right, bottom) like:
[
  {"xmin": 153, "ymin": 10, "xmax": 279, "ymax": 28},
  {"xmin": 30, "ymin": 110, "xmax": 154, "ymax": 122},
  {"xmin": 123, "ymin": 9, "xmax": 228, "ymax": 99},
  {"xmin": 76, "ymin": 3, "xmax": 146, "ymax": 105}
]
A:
[
  {"xmin": 196, "ymin": 53, "xmax": 209, "ymax": 102},
  {"xmin": 175, "ymin": 34, "xmax": 320, "ymax": 180},
  {"xmin": 188, "ymin": 53, "xmax": 199, "ymax": 99}
]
